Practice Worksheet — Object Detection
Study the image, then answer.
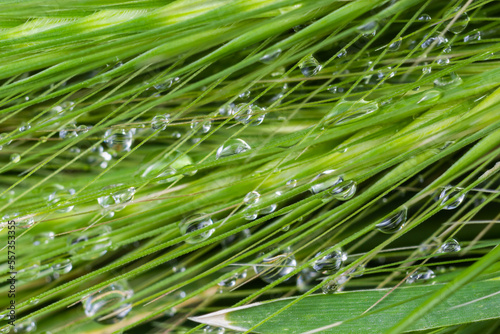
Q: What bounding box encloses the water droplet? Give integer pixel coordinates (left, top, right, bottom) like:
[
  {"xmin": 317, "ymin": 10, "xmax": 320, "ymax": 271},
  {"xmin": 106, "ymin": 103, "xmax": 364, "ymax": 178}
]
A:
[
  {"xmin": 330, "ymin": 180, "xmax": 357, "ymax": 200},
  {"xmin": 327, "ymin": 99, "xmax": 379, "ymax": 125},
  {"xmin": 233, "ymin": 104, "xmax": 266, "ymax": 126},
  {"xmin": 260, "ymin": 191, "xmax": 282, "ymax": 215},
  {"xmin": 97, "ymin": 184, "xmax": 135, "ymax": 212},
  {"xmin": 418, "ymin": 14, "xmax": 431, "ymax": 22},
  {"xmin": 357, "ymin": 20, "xmax": 378, "ymax": 36},
  {"xmin": 244, "ymin": 191, "xmax": 260, "ymax": 205},
  {"xmin": 104, "ymin": 129, "xmax": 134, "ymax": 153},
  {"xmin": 312, "ymin": 247, "xmax": 347, "ymax": 274},
  {"xmin": 327, "ymin": 85, "xmax": 344, "ymax": 94},
  {"xmin": 217, "ymin": 103, "xmax": 235, "ymax": 117},
  {"xmin": 60, "ymin": 124, "xmax": 89, "ymax": 139},
  {"xmin": 260, "ymin": 49, "xmax": 281, "ymax": 64},
  {"xmin": 242, "ymin": 204, "xmax": 259, "ymax": 220},
  {"xmin": 191, "ymin": 118, "xmax": 211, "ymax": 134},
  {"xmin": 0, "ymin": 133, "xmax": 12, "ymax": 150},
  {"xmin": 348, "ymin": 264, "xmax": 366, "ymax": 278},
  {"xmin": 417, "ymin": 90, "xmax": 442, "ymax": 104},
  {"xmin": 32, "ymin": 232, "xmax": 55, "ymax": 246},
  {"xmin": 296, "ymin": 267, "xmax": 320, "ymax": 292},
  {"xmin": 18, "ymin": 262, "xmax": 41, "ymax": 281},
  {"xmin": 464, "ymin": 30, "xmax": 481, "ymax": 43},
  {"xmin": 406, "ymin": 267, "xmax": 435, "ymax": 284},
  {"xmin": 434, "ymin": 71, "xmax": 462, "ymax": 87},
  {"xmin": 29, "ymin": 297, "xmax": 40, "ymax": 305},
  {"xmin": 446, "ymin": 7, "xmax": 469, "ymax": 34},
  {"xmin": 310, "ymin": 170, "xmax": 343, "ymax": 194},
  {"xmin": 68, "ymin": 226, "xmax": 112, "ymax": 260},
  {"xmin": 286, "ymin": 179, "xmax": 298, "ymax": 188},
  {"xmin": 47, "ymin": 184, "xmax": 76, "ymax": 213},
  {"xmin": 238, "ymin": 90, "xmax": 251, "ymax": 100},
  {"xmin": 86, "ymin": 145, "xmax": 112, "ymax": 169},
  {"xmin": 254, "ymin": 247, "xmax": 296, "ymax": 283},
  {"xmin": 388, "ymin": 38, "xmax": 402, "ymax": 51},
  {"xmin": 52, "ymin": 258, "xmax": 73, "ymax": 275},
  {"xmin": 10, "ymin": 153, "xmax": 21, "ymax": 163},
  {"xmin": 299, "ymin": 55, "xmax": 322, "ymax": 77},
  {"xmin": 438, "ymin": 238, "xmax": 461, "ymax": 253},
  {"xmin": 83, "ymin": 281, "xmax": 133, "ymax": 324},
  {"xmin": 436, "ymin": 57, "xmax": 450, "ymax": 65},
  {"xmin": 179, "ymin": 214, "xmax": 215, "ymax": 244},
  {"xmin": 376, "ymin": 206, "xmax": 408, "ymax": 234},
  {"xmin": 216, "ymin": 138, "xmax": 251, "ymax": 159},
  {"xmin": 11, "ymin": 318, "xmax": 36, "ymax": 333},
  {"xmin": 154, "ymin": 77, "xmax": 179, "ymax": 91},
  {"xmin": 151, "ymin": 114, "xmax": 171, "ymax": 130},
  {"xmin": 322, "ymin": 274, "xmax": 349, "ymax": 294},
  {"xmin": 439, "ymin": 186, "xmax": 465, "ymax": 210},
  {"xmin": 218, "ymin": 270, "xmax": 247, "ymax": 288},
  {"xmin": 203, "ymin": 325, "xmax": 225, "ymax": 333},
  {"xmin": 421, "ymin": 32, "xmax": 448, "ymax": 49}
]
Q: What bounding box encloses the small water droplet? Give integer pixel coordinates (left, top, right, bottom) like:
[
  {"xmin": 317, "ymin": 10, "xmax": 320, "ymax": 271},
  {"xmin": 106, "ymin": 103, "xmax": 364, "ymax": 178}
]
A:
[
  {"xmin": 388, "ymin": 38, "xmax": 402, "ymax": 51},
  {"xmin": 83, "ymin": 281, "xmax": 133, "ymax": 324},
  {"xmin": 322, "ymin": 274, "xmax": 349, "ymax": 294},
  {"xmin": 330, "ymin": 180, "xmax": 357, "ymax": 200},
  {"xmin": 47, "ymin": 184, "xmax": 76, "ymax": 213},
  {"xmin": 436, "ymin": 57, "xmax": 450, "ymax": 65},
  {"xmin": 104, "ymin": 129, "xmax": 134, "ymax": 153},
  {"xmin": 299, "ymin": 55, "xmax": 322, "ymax": 77},
  {"xmin": 97, "ymin": 184, "xmax": 135, "ymax": 212},
  {"xmin": 18, "ymin": 262, "xmax": 41, "ymax": 281},
  {"xmin": 296, "ymin": 267, "xmax": 320, "ymax": 292},
  {"xmin": 310, "ymin": 170, "xmax": 343, "ymax": 194},
  {"xmin": 327, "ymin": 99, "xmax": 379, "ymax": 125},
  {"xmin": 438, "ymin": 238, "xmax": 461, "ymax": 253},
  {"xmin": 260, "ymin": 49, "xmax": 282, "ymax": 64},
  {"xmin": 216, "ymin": 138, "xmax": 251, "ymax": 159},
  {"xmin": 439, "ymin": 186, "xmax": 466, "ymax": 210},
  {"xmin": 254, "ymin": 247, "xmax": 296, "ymax": 283},
  {"xmin": 446, "ymin": 7, "xmax": 469, "ymax": 34},
  {"xmin": 312, "ymin": 247, "xmax": 347, "ymax": 274},
  {"xmin": 68, "ymin": 226, "xmax": 112, "ymax": 260},
  {"xmin": 234, "ymin": 104, "xmax": 266, "ymax": 126},
  {"xmin": 154, "ymin": 77, "xmax": 179, "ymax": 91},
  {"xmin": 52, "ymin": 258, "xmax": 73, "ymax": 275},
  {"xmin": 217, "ymin": 103, "xmax": 235, "ymax": 117},
  {"xmin": 376, "ymin": 206, "xmax": 408, "ymax": 233},
  {"xmin": 203, "ymin": 325, "xmax": 225, "ymax": 333},
  {"xmin": 464, "ymin": 30, "xmax": 481, "ymax": 43},
  {"xmin": 244, "ymin": 191, "xmax": 260, "ymax": 205},
  {"xmin": 11, "ymin": 318, "xmax": 36, "ymax": 333},
  {"xmin": 421, "ymin": 32, "xmax": 448, "ymax": 49},
  {"xmin": 32, "ymin": 232, "xmax": 55, "ymax": 246},
  {"xmin": 151, "ymin": 114, "xmax": 171, "ymax": 130},
  {"xmin": 418, "ymin": 14, "xmax": 431, "ymax": 22},
  {"xmin": 286, "ymin": 179, "xmax": 298, "ymax": 188},
  {"xmin": 59, "ymin": 124, "xmax": 89, "ymax": 139},
  {"xmin": 190, "ymin": 117, "xmax": 211, "ymax": 134},
  {"xmin": 406, "ymin": 267, "xmax": 435, "ymax": 284},
  {"xmin": 242, "ymin": 204, "xmax": 259, "ymax": 220},
  {"xmin": 179, "ymin": 214, "xmax": 215, "ymax": 244},
  {"xmin": 10, "ymin": 153, "xmax": 21, "ymax": 163},
  {"xmin": 218, "ymin": 270, "xmax": 247, "ymax": 288},
  {"xmin": 357, "ymin": 20, "xmax": 378, "ymax": 36},
  {"xmin": 434, "ymin": 71, "xmax": 462, "ymax": 87},
  {"xmin": 417, "ymin": 90, "xmax": 442, "ymax": 104},
  {"xmin": 327, "ymin": 85, "xmax": 344, "ymax": 94}
]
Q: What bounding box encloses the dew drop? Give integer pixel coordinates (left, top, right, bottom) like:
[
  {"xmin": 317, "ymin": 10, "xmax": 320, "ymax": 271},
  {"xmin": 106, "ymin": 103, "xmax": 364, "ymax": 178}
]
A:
[
  {"xmin": 286, "ymin": 179, "xmax": 298, "ymax": 188},
  {"xmin": 10, "ymin": 153, "xmax": 21, "ymax": 163},
  {"xmin": 376, "ymin": 206, "xmax": 408, "ymax": 234},
  {"xmin": 244, "ymin": 191, "xmax": 260, "ymax": 205},
  {"xmin": 296, "ymin": 267, "xmax": 320, "ymax": 292},
  {"xmin": 68, "ymin": 226, "xmax": 112, "ymax": 260},
  {"xmin": 406, "ymin": 267, "xmax": 435, "ymax": 284},
  {"xmin": 330, "ymin": 180, "xmax": 357, "ymax": 200},
  {"xmin": 327, "ymin": 85, "xmax": 344, "ymax": 94},
  {"xmin": 32, "ymin": 232, "xmax": 55, "ymax": 246},
  {"xmin": 216, "ymin": 138, "xmax": 251, "ymax": 159},
  {"xmin": 104, "ymin": 128, "xmax": 134, "ymax": 153},
  {"xmin": 217, "ymin": 103, "xmax": 235, "ymax": 117},
  {"xmin": 190, "ymin": 117, "xmax": 211, "ymax": 134},
  {"xmin": 17, "ymin": 262, "xmax": 41, "ymax": 281},
  {"xmin": 233, "ymin": 103, "xmax": 266, "ymax": 126},
  {"xmin": 218, "ymin": 270, "xmax": 247, "ymax": 288},
  {"xmin": 417, "ymin": 90, "xmax": 442, "ymax": 104},
  {"xmin": 434, "ymin": 72, "xmax": 462, "ymax": 87},
  {"xmin": 327, "ymin": 99, "xmax": 379, "ymax": 125},
  {"xmin": 436, "ymin": 57, "xmax": 450, "ymax": 65},
  {"xmin": 242, "ymin": 204, "xmax": 259, "ymax": 221},
  {"xmin": 357, "ymin": 20, "xmax": 378, "ymax": 36},
  {"xmin": 60, "ymin": 124, "xmax": 89, "ymax": 139},
  {"xmin": 439, "ymin": 186, "xmax": 466, "ymax": 210},
  {"xmin": 310, "ymin": 170, "xmax": 343, "ymax": 194},
  {"xmin": 52, "ymin": 258, "xmax": 73, "ymax": 275},
  {"xmin": 254, "ymin": 247, "xmax": 296, "ymax": 283},
  {"xmin": 83, "ymin": 281, "xmax": 133, "ymax": 324},
  {"xmin": 97, "ymin": 184, "xmax": 135, "ymax": 212},
  {"xmin": 446, "ymin": 7, "xmax": 469, "ymax": 34},
  {"xmin": 312, "ymin": 247, "xmax": 347, "ymax": 274},
  {"xmin": 299, "ymin": 55, "xmax": 322, "ymax": 77},
  {"xmin": 438, "ymin": 238, "xmax": 461, "ymax": 253},
  {"xmin": 464, "ymin": 30, "xmax": 481, "ymax": 43},
  {"xmin": 151, "ymin": 114, "xmax": 171, "ymax": 130},
  {"xmin": 203, "ymin": 326, "xmax": 225, "ymax": 333},
  {"xmin": 421, "ymin": 32, "xmax": 448, "ymax": 49},
  {"xmin": 179, "ymin": 214, "xmax": 215, "ymax": 244},
  {"xmin": 322, "ymin": 274, "xmax": 349, "ymax": 294},
  {"xmin": 11, "ymin": 318, "xmax": 36, "ymax": 333},
  {"xmin": 260, "ymin": 49, "xmax": 282, "ymax": 64},
  {"xmin": 388, "ymin": 38, "xmax": 402, "ymax": 51},
  {"xmin": 47, "ymin": 184, "xmax": 76, "ymax": 213},
  {"xmin": 418, "ymin": 14, "xmax": 431, "ymax": 22}
]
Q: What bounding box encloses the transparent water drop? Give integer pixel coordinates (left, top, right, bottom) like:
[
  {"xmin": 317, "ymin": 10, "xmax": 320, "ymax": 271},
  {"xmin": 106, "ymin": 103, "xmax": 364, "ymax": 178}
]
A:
[
  {"xmin": 337, "ymin": 48, "xmax": 347, "ymax": 58},
  {"xmin": 217, "ymin": 103, "xmax": 235, "ymax": 117},
  {"xmin": 104, "ymin": 129, "xmax": 134, "ymax": 153},
  {"xmin": 10, "ymin": 153, "xmax": 21, "ymax": 163},
  {"xmin": 296, "ymin": 267, "xmax": 320, "ymax": 292},
  {"xmin": 464, "ymin": 30, "xmax": 481, "ymax": 43},
  {"xmin": 179, "ymin": 214, "xmax": 215, "ymax": 244},
  {"xmin": 59, "ymin": 124, "xmax": 89, "ymax": 139},
  {"xmin": 422, "ymin": 64, "xmax": 432, "ymax": 75},
  {"xmin": 151, "ymin": 114, "xmax": 171, "ymax": 130},
  {"xmin": 216, "ymin": 138, "xmax": 251, "ymax": 159},
  {"xmin": 327, "ymin": 99, "xmax": 379, "ymax": 125},
  {"xmin": 312, "ymin": 247, "xmax": 347, "ymax": 274},
  {"xmin": 434, "ymin": 72, "xmax": 462, "ymax": 87},
  {"xmin": 417, "ymin": 237, "xmax": 440, "ymax": 255},
  {"xmin": 218, "ymin": 270, "xmax": 247, "ymax": 288},
  {"xmin": 0, "ymin": 133, "xmax": 12, "ymax": 150},
  {"xmin": 11, "ymin": 318, "xmax": 36, "ymax": 333},
  {"xmin": 406, "ymin": 267, "xmax": 435, "ymax": 284},
  {"xmin": 242, "ymin": 204, "xmax": 259, "ymax": 220},
  {"xmin": 203, "ymin": 325, "xmax": 225, "ymax": 333},
  {"xmin": 421, "ymin": 32, "xmax": 448, "ymax": 49},
  {"xmin": 17, "ymin": 262, "xmax": 41, "ymax": 281},
  {"xmin": 18, "ymin": 122, "xmax": 31, "ymax": 132},
  {"xmin": 260, "ymin": 49, "xmax": 282, "ymax": 64},
  {"xmin": 286, "ymin": 179, "xmax": 298, "ymax": 188},
  {"xmin": 191, "ymin": 117, "xmax": 211, "ymax": 133},
  {"xmin": 254, "ymin": 247, "xmax": 296, "ymax": 283},
  {"xmin": 52, "ymin": 258, "xmax": 73, "ymax": 275},
  {"xmin": 376, "ymin": 206, "xmax": 408, "ymax": 234},
  {"xmin": 86, "ymin": 144, "xmax": 112, "ymax": 169},
  {"xmin": 443, "ymin": 45, "xmax": 452, "ymax": 53},
  {"xmin": 418, "ymin": 14, "xmax": 431, "ymax": 22},
  {"xmin": 299, "ymin": 55, "xmax": 322, "ymax": 77},
  {"xmin": 322, "ymin": 275, "xmax": 349, "ymax": 294},
  {"xmin": 330, "ymin": 180, "xmax": 357, "ymax": 200},
  {"xmin": 436, "ymin": 57, "xmax": 450, "ymax": 65},
  {"xmin": 32, "ymin": 232, "xmax": 55, "ymax": 246},
  {"xmin": 438, "ymin": 238, "xmax": 461, "ymax": 253},
  {"xmin": 348, "ymin": 263, "xmax": 366, "ymax": 278},
  {"xmin": 439, "ymin": 186, "xmax": 465, "ymax": 210},
  {"xmin": 68, "ymin": 226, "xmax": 112, "ymax": 260},
  {"xmin": 417, "ymin": 90, "xmax": 442, "ymax": 104},
  {"xmin": 233, "ymin": 104, "xmax": 266, "ymax": 126},
  {"xmin": 47, "ymin": 184, "xmax": 76, "ymax": 213},
  {"xmin": 244, "ymin": 191, "xmax": 260, "ymax": 205},
  {"xmin": 388, "ymin": 38, "xmax": 402, "ymax": 51},
  {"xmin": 357, "ymin": 20, "xmax": 378, "ymax": 36},
  {"xmin": 83, "ymin": 281, "xmax": 133, "ymax": 324},
  {"xmin": 327, "ymin": 85, "xmax": 344, "ymax": 94},
  {"xmin": 97, "ymin": 184, "xmax": 135, "ymax": 212},
  {"xmin": 238, "ymin": 90, "xmax": 251, "ymax": 100},
  {"xmin": 446, "ymin": 7, "xmax": 469, "ymax": 34},
  {"xmin": 310, "ymin": 170, "xmax": 343, "ymax": 194}
]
